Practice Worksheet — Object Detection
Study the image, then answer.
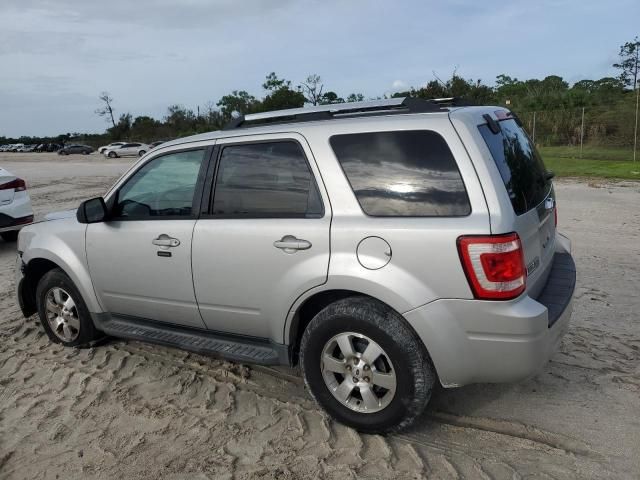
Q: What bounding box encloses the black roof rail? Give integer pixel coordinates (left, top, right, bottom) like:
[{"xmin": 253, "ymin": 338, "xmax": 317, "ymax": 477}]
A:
[{"xmin": 223, "ymin": 96, "xmax": 473, "ymax": 130}]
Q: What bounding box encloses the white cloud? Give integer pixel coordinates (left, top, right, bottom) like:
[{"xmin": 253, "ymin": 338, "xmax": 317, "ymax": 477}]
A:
[{"xmin": 391, "ymin": 80, "xmax": 408, "ymax": 91}]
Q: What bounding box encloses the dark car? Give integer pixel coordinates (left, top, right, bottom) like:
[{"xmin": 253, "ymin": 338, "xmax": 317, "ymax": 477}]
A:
[{"xmin": 58, "ymin": 144, "xmax": 94, "ymax": 155}]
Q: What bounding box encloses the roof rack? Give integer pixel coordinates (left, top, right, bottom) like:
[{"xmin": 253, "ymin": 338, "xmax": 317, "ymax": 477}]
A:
[{"xmin": 223, "ymin": 97, "xmax": 470, "ymax": 130}]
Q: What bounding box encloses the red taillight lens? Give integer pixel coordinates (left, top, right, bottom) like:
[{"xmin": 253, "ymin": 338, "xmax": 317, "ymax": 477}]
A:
[
  {"xmin": 457, "ymin": 233, "xmax": 526, "ymax": 300},
  {"xmin": 554, "ymin": 206, "xmax": 558, "ymax": 227},
  {"xmin": 0, "ymin": 178, "xmax": 26, "ymax": 192}
]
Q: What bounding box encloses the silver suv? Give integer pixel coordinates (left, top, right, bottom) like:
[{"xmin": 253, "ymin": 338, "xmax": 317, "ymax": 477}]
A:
[{"xmin": 15, "ymin": 98, "xmax": 576, "ymax": 433}]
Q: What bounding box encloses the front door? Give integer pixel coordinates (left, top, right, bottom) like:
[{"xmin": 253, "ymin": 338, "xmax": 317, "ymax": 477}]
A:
[
  {"xmin": 191, "ymin": 136, "xmax": 331, "ymax": 340},
  {"xmin": 86, "ymin": 147, "xmax": 210, "ymax": 328}
]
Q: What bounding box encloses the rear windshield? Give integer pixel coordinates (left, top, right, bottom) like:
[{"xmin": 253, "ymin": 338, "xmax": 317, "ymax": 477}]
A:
[{"xmin": 478, "ymin": 118, "xmax": 551, "ymax": 215}]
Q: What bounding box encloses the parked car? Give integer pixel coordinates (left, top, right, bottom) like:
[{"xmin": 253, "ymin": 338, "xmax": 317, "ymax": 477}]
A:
[
  {"xmin": 58, "ymin": 144, "xmax": 94, "ymax": 155},
  {"xmin": 16, "ymin": 144, "xmax": 36, "ymax": 152},
  {"xmin": 0, "ymin": 167, "xmax": 33, "ymax": 242},
  {"xmin": 148, "ymin": 141, "xmax": 165, "ymax": 149},
  {"xmin": 98, "ymin": 142, "xmax": 126, "ymax": 154},
  {"xmin": 0, "ymin": 145, "xmax": 12, "ymax": 152},
  {"xmin": 9, "ymin": 144, "xmax": 25, "ymax": 152},
  {"xmin": 15, "ymin": 98, "xmax": 575, "ymax": 433},
  {"xmin": 103, "ymin": 142, "xmax": 148, "ymax": 158}
]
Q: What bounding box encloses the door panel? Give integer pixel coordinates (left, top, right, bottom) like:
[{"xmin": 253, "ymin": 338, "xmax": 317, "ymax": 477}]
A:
[
  {"xmin": 192, "ymin": 135, "xmax": 331, "ymax": 341},
  {"xmin": 86, "ymin": 220, "xmax": 205, "ymax": 328},
  {"xmin": 87, "ymin": 147, "xmax": 210, "ymax": 328},
  {"xmin": 192, "ymin": 218, "xmax": 330, "ymax": 338}
]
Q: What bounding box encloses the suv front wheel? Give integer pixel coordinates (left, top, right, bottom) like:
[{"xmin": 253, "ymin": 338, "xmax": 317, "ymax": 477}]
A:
[
  {"xmin": 36, "ymin": 268, "xmax": 102, "ymax": 347},
  {"xmin": 300, "ymin": 297, "xmax": 435, "ymax": 433}
]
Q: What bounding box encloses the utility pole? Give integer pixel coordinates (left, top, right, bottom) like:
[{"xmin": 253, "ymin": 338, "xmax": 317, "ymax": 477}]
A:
[
  {"xmin": 634, "ymin": 45, "xmax": 639, "ymax": 162},
  {"xmin": 580, "ymin": 107, "xmax": 585, "ymax": 159}
]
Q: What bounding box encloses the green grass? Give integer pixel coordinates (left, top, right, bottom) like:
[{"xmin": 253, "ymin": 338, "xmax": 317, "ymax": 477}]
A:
[{"xmin": 538, "ymin": 146, "xmax": 640, "ymax": 180}]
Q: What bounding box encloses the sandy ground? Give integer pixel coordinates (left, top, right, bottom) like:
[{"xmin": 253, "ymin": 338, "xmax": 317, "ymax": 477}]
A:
[{"xmin": 0, "ymin": 152, "xmax": 638, "ymax": 479}]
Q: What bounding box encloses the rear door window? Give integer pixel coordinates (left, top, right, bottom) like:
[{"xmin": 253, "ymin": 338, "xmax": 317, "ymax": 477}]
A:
[
  {"xmin": 478, "ymin": 118, "xmax": 551, "ymax": 215},
  {"xmin": 212, "ymin": 141, "xmax": 323, "ymax": 218},
  {"xmin": 330, "ymin": 130, "xmax": 470, "ymax": 217}
]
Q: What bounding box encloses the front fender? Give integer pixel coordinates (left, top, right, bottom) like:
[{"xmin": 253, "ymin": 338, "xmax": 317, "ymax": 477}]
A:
[{"xmin": 19, "ymin": 220, "xmax": 103, "ymax": 313}]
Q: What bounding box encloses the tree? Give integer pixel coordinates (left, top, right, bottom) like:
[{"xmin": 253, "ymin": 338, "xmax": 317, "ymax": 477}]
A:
[
  {"xmin": 107, "ymin": 113, "xmax": 132, "ymax": 139},
  {"xmin": 262, "ymin": 72, "xmax": 290, "ymax": 92},
  {"xmin": 346, "ymin": 93, "xmax": 365, "ymax": 103},
  {"xmin": 613, "ymin": 37, "xmax": 640, "ymax": 89},
  {"xmin": 259, "ymin": 73, "xmax": 305, "ymax": 111},
  {"xmin": 95, "ymin": 92, "xmax": 116, "ymax": 129},
  {"xmin": 216, "ymin": 90, "xmax": 260, "ymax": 119},
  {"xmin": 319, "ymin": 91, "xmax": 344, "ymax": 104},
  {"xmin": 300, "ymin": 74, "xmax": 324, "ymax": 105}
]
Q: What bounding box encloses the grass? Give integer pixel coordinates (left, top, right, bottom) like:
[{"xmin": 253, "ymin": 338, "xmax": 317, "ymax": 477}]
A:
[{"xmin": 538, "ymin": 146, "xmax": 640, "ymax": 180}]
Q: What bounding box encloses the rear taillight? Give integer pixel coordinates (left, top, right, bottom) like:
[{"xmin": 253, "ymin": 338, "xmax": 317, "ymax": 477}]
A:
[
  {"xmin": 554, "ymin": 206, "xmax": 558, "ymax": 227},
  {"xmin": 457, "ymin": 233, "xmax": 526, "ymax": 300},
  {"xmin": 0, "ymin": 178, "xmax": 26, "ymax": 192}
]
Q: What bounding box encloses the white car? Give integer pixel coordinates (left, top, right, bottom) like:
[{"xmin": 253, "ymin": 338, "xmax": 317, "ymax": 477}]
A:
[
  {"xmin": 103, "ymin": 142, "xmax": 149, "ymax": 158},
  {"xmin": 98, "ymin": 142, "xmax": 126, "ymax": 154},
  {"xmin": 0, "ymin": 167, "xmax": 33, "ymax": 241}
]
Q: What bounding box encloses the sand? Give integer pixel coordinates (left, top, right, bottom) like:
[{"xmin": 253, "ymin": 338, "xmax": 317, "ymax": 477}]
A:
[{"xmin": 0, "ymin": 152, "xmax": 638, "ymax": 479}]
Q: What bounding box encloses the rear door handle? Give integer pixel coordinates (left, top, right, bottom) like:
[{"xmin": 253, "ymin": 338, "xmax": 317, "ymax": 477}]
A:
[
  {"xmin": 152, "ymin": 234, "xmax": 180, "ymax": 247},
  {"xmin": 273, "ymin": 235, "xmax": 312, "ymax": 253}
]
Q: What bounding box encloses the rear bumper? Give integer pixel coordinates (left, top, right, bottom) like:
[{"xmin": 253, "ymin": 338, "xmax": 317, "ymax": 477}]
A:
[
  {"xmin": 404, "ymin": 237, "xmax": 576, "ymax": 387},
  {"xmin": 0, "ymin": 192, "xmax": 33, "ymax": 232}
]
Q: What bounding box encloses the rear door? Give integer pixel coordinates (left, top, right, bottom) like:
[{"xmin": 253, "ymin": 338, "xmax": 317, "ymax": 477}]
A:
[
  {"xmin": 191, "ymin": 134, "xmax": 331, "ymax": 340},
  {"xmin": 477, "ymin": 114, "xmax": 556, "ymax": 297}
]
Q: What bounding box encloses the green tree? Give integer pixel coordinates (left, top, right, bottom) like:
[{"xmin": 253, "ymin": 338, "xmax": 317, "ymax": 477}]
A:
[{"xmin": 216, "ymin": 90, "xmax": 260, "ymax": 119}]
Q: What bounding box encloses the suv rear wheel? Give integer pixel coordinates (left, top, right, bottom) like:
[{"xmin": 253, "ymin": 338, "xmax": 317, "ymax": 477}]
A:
[
  {"xmin": 300, "ymin": 297, "xmax": 435, "ymax": 433},
  {"xmin": 36, "ymin": 268, "xmax": 102, "ymax": 347}
]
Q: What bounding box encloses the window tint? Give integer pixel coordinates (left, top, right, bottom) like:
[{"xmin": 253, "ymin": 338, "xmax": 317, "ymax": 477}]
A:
[
  {"xmin": 330, "ymin": 130, "xmax": 470, "ymax": 217},
  {"xmin": 212, "ymin": 141, "xmax": 323, "ymax": 218},
  {"xmin": 478, "ymin": 119, "xmax": 551, "ymax": 215},
  {"xmin": 114, "ymin": 149, "xmax": 205, "ymax": 218}
]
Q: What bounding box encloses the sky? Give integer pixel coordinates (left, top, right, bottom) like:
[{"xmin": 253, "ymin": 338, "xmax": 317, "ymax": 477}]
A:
[{"xmin": 1, "ymin": 0, "xmax": 638, "ymax": 138}]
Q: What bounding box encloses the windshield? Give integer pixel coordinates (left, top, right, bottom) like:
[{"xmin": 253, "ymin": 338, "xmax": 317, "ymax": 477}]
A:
[{"xmin": 479, "ymin": 118, "xmax": 551, "ymax": 215}]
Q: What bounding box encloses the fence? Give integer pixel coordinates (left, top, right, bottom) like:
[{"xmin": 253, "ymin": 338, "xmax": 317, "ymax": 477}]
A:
[{"xmin": 516, "ymin": 98, "xmax": 639, "ymax": 161}]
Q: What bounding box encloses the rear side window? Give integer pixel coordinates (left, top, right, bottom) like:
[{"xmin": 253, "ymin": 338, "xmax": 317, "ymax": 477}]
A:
[
  {"xmin": 212, "ymin": 141, "xmax": 323, "ymax": 218},
  {"xmin": 330, "ymin": 130, "xmax": 470, "ymax": 217},
  {"xmin": 479, "ymin": 118, "xmax": 551, "ymax": 215}
]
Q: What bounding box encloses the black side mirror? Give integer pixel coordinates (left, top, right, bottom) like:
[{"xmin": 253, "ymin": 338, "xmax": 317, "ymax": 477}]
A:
[{"xmin": 77, "ymin": 197, "xmax": 108, "ymax": 224}]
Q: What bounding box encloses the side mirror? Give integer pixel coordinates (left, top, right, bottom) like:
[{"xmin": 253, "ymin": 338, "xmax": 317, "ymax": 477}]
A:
[{"xmin": 77, "ymin": 197, "xmax": 108, "ymax": 224}]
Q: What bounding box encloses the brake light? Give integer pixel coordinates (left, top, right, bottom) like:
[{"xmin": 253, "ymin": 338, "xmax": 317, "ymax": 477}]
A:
[
  {"xmin": 457, "ymin": 233, "xmax": 526, "ymax": 300},
  {"xmin": 554, "ymin": 206, "xmax": 558, "ymax": 227},
  {"xmin": 0, "ymin": 178, "xmax": 26, "ymax": 192}
]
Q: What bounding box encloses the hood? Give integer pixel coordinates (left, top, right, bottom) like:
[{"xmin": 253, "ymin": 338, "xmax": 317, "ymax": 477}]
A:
[{"xmin": 44, "ymin": 209, "xmax": 76, "ymax": 221}]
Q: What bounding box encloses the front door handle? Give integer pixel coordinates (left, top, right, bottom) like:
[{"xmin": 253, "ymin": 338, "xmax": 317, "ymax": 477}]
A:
[
  {"xmin": 152, "ymin": 234, "xmax": 180, "ymax": 247},
  {"xmin": 273, "ymin": 235, "xmax": 312, "ymax": 253}
]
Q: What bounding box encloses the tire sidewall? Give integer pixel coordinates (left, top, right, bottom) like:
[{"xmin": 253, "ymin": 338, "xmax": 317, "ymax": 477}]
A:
[
  {"xmin": 35, "ymin": 269, "xmax": 98, "ymax": 347},
  {"xmin": 301, "ymin": 299, "xmax": 433, "ymax": 433}
]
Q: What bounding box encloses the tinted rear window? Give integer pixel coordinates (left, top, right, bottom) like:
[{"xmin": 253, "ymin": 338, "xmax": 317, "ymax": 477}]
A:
[
  {"xmin": 330, "ymin": 130, "xmax": 470, "ymax": 217},
  {"xmin": 212, "ymin": 141, "xmax": 323, "ymax": 218},
  {"xmin": 479, "ymin": 118, "xmax": 551, "ymax": 215}
]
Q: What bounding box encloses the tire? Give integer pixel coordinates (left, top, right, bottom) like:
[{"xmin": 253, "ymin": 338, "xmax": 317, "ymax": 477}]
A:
[
  {"xmin": 1, "ymin": 231, "xmax": 18, "ymax": 242},
  {"xmin": 108, "ymin": 151, "xmax": 117, "ymax": 158},
  {"xmin": 36, "ymin": 268, "xmax": 102, "ymax": 348},
  {"xmin": 138, "ymin": 150, "xmax": 146, "ymax": 157},
  {"xmin": 300, "ymin": 297, "xmax": 435, "ymax": 434}
]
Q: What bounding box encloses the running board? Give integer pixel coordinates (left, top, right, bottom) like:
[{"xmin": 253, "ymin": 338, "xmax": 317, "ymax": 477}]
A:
[{"xmin": 92, "ymin": 314, "xmax": 289, "ymax": 366}]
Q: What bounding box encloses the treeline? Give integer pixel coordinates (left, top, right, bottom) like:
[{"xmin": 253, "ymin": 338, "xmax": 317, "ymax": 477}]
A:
[{"xmin": 3, "ymin": 38, "xmax": 638, "ymax": 149}]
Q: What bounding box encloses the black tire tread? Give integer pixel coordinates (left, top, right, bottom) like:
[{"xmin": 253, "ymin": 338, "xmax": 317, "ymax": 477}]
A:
[
  {"xmin": 300, "ymin": 296, "xmax": 434, "ymax": 434},
  {"xmin": 35, "ymin": 268, "xmax": 103, "ymax": 348}
]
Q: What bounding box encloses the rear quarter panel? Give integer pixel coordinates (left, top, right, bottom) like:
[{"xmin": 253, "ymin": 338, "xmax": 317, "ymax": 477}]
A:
[{"xmin": 286, "ymin": 114, "xmax": 491, "ymax": 334}]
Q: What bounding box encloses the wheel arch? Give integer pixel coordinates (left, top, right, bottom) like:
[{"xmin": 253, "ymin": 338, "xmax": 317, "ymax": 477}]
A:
[{"xmin": 285, "ymin": 288, "xmax": 433, "ymax": 371}]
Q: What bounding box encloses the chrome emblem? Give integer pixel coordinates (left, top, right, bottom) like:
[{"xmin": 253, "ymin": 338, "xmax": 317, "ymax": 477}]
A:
[{"xmin": 526, "ymin": 257, "xmax": 540, "ymax": 275}]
